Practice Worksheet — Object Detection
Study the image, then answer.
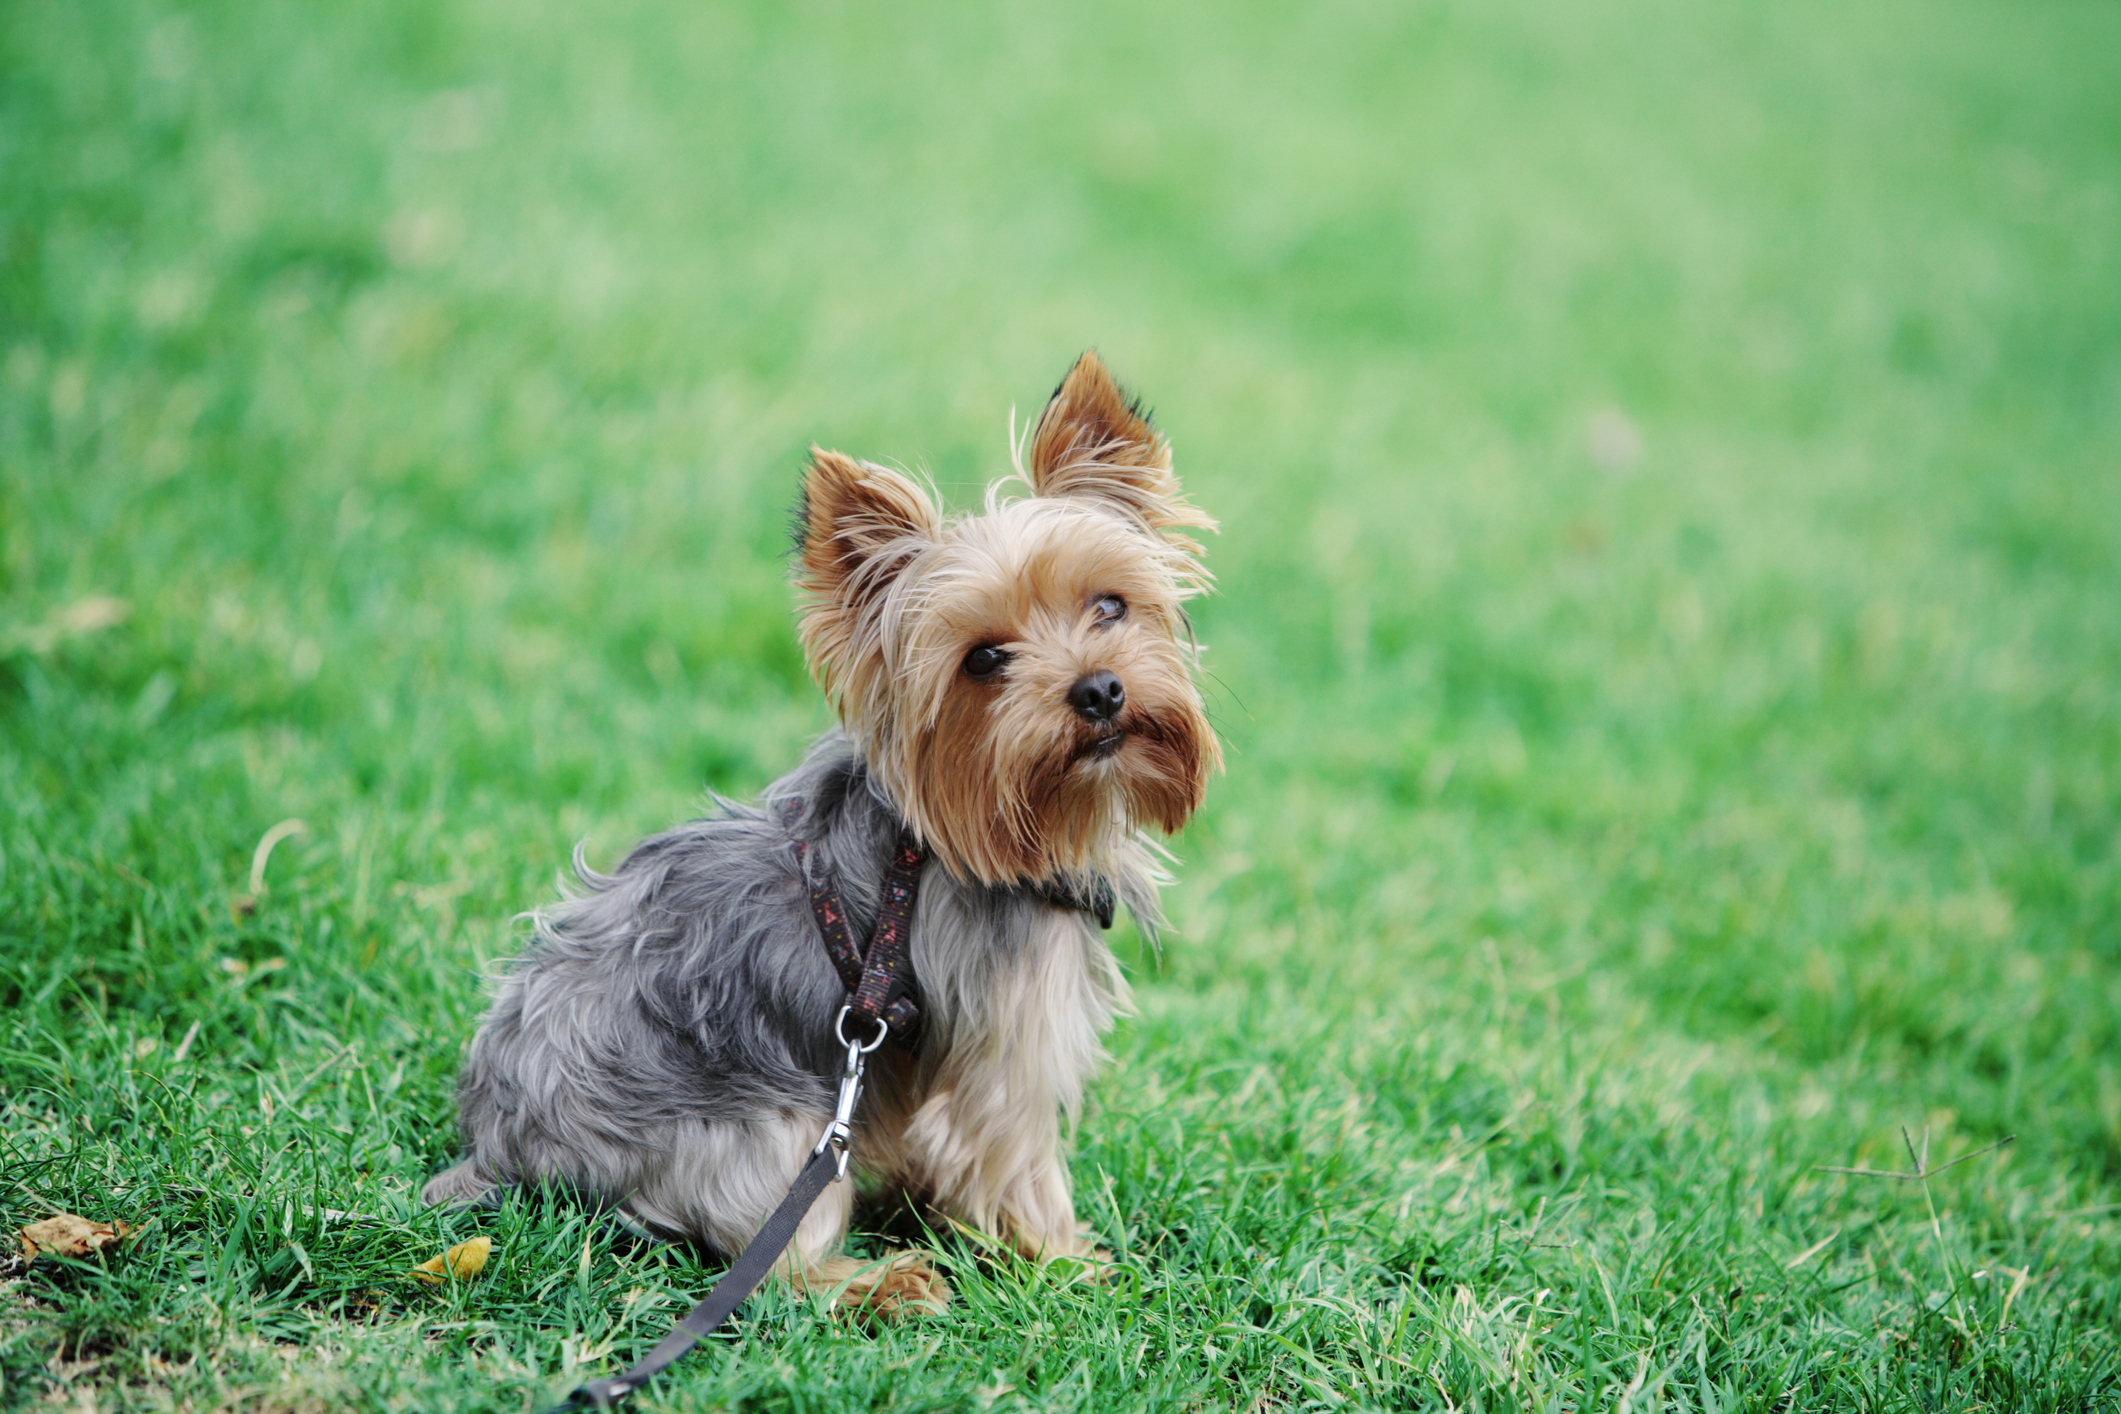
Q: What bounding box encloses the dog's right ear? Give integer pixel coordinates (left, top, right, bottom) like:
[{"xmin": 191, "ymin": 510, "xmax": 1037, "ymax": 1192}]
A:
[
  {"xmin": 795, "ymin": 450, "xmax": 939, "ymax": 686},
  {"xmin": 796, "ymin": 448, "xmax": 938, "ymax": 604}
]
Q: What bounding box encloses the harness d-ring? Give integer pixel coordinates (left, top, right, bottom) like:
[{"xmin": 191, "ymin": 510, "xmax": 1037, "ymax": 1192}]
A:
[{"xmin": 834, "ymin": 1004, "xmax": 890, "ymax": 1055}]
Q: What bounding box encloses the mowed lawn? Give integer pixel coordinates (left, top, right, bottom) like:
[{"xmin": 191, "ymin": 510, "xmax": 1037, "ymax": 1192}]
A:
[{"xmin": 4, "ymin": 0, "xmax": 2119, "ymax": 1408}]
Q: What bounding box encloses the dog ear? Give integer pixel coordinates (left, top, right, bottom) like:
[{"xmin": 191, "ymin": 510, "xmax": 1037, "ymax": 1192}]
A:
[
  {"xmin": 1027, "ymin": 351, "xmax": 1214, "ymax": 535},
  {"xmin": 795, "ymin": 449, "xmax": 939, "ymax": 611}
]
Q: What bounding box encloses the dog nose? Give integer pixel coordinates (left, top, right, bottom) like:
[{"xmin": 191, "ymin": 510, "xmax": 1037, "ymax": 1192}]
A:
[{"xmin": 1067, "ymin": 670, "xmax": 1125, "ymax": 723}]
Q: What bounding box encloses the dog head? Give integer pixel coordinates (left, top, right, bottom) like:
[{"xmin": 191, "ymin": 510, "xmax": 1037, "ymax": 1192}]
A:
[{"xmin": 794, "ymin": 351, "xmax": 1220, "ymax": 887}]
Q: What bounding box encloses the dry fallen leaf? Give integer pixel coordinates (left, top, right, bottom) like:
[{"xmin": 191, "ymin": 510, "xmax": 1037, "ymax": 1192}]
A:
[
  {"xmin": 17, "ymin": 1214, "xmax": 133, "ymax": 1262},
  {"xmin": 408, "ymin": 1235, "xmax": 491, "ymax": 1284}
]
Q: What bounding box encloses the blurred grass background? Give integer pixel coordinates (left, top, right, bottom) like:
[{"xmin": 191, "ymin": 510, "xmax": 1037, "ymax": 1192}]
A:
[{"xmin": 3, "ymin": 0, "xmax": 2118, "ymax": 1408}]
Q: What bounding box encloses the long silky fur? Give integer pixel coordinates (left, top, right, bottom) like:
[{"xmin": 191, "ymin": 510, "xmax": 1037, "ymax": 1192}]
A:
[{"xmin": 429, "ymin": 349, "xmax": 1214, "ymax": 1292}]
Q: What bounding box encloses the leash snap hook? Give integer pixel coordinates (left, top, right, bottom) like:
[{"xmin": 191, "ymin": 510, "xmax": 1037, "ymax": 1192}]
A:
[{"xmin": 815, "ymin": 1007, "xmax": 885, "ymax": 1180}]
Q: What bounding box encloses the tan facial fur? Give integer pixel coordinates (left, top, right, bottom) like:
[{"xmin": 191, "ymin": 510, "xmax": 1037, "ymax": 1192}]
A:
[{"xmin": 796, "ymin": 352, "xmax": 1220, "ymax": 886}]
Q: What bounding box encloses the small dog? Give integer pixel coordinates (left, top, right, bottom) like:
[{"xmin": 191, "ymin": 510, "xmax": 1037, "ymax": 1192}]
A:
[{"xmin": 424, "ymin": 352, "xmax": 1219, "ymax": 1312}]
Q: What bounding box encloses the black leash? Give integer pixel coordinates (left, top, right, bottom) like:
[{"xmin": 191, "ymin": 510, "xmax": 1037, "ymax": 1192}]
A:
[
  {"xmin": 545, "ymin": 1144, "xmax": 841, "ymax": 1409},
  {"xmin": 539, "ymin": 819, "xmax": 927, "ymax": 1411},
  {"xmin": 543, "ymin": 1015, "xmax": 884, "ymax": 1410}
]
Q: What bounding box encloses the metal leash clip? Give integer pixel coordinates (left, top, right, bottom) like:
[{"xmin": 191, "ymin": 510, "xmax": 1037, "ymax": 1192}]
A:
[{"xmin": 815, "ymin": 1006, "xmax": 887, "ymax": 1180}]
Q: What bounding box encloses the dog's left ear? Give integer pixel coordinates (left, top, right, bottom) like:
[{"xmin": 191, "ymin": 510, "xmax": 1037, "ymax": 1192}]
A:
[{"xmin": 1028, "ymin": 352, "xmax": 1215, "ymax": 537}]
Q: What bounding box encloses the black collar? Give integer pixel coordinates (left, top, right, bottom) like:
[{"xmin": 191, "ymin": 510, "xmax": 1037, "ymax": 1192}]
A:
[{"xmin": 1034, "ymin": 876, "xmax": 1116, "ymax": 929}]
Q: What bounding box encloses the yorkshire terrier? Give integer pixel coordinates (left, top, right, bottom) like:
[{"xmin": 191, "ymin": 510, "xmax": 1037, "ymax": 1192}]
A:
[{"xmin": 424, "ymin": 351, "xmax": 1219, "ymax": 1313}]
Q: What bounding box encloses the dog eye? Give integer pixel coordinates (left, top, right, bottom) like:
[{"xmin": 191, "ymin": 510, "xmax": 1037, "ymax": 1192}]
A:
[
  {"xmin": 962, "ymin": 645, "xmax": 1010, "ymax": 679},
  {"xmin": 1091, "ymin": 595, "xmax": 1127, "ymax": 625}
]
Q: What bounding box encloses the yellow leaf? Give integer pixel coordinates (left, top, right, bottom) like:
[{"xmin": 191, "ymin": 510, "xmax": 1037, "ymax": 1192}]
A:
[
  {"xmin": 408, "ymin": 1235, "xmax": 491, "ymax": 1284},
  {"xmin": 17, "ymin": 1213, "xmax": 132, "ymax": 1261}
]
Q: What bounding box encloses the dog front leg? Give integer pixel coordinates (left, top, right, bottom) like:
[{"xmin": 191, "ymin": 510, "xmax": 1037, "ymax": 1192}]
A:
[
  {"xmin": 902, "ymin": 941, "xmax": 1120, "ymax": 1259},
  {"xmin": 626, "ymin": 1110, "xmax": 947, "ymax": 1317},
  {"xmin": 898, "ymin": 1085, "xmax": 1097, "ymax": 1260}
]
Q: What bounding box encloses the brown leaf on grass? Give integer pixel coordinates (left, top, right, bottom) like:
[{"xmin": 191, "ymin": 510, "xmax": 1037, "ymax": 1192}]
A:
[
  {"xmin": 408, "ymin": 1235, "xmax": 491, "ymax": 1284},
  {"xmin": 17, "ymin": 1214, "xmax": 133, "ymax": 1262}
]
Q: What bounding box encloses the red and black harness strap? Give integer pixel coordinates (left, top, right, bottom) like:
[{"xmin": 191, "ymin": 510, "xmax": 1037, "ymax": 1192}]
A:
[{"xmin": 790, "ymin": 825, "xmax": 927, "ymax": 1049}]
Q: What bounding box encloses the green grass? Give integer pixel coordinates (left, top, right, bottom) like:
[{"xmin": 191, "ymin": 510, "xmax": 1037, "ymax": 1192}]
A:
[{"xmin": 4, "ymin": 0, "xmax": 2119, "ymax": 1407}]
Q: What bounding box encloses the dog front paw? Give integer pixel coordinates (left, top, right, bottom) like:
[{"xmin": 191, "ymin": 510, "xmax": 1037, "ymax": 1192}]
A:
[{"xmin": 808, "ymin": 1250, "xmax": 951, "ymax": 1323}]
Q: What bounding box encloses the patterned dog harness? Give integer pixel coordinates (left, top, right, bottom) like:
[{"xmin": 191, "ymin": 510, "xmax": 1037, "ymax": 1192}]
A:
[
  {"xmin": 783, "ymin": 802, "xmax": 1120, "ymax": 1051},
  {"xmin": 790, "ymin": 823, "xmax": 928, "ymax": 1050}
]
